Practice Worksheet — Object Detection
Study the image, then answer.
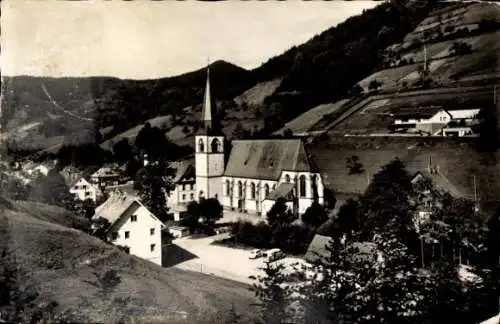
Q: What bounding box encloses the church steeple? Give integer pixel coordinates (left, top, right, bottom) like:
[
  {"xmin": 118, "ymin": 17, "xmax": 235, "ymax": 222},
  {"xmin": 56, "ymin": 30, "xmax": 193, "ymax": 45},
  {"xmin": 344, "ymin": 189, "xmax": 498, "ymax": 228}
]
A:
[{"xmin": 199, "ymin": 62, "xmax": 221, "ymax": 135}]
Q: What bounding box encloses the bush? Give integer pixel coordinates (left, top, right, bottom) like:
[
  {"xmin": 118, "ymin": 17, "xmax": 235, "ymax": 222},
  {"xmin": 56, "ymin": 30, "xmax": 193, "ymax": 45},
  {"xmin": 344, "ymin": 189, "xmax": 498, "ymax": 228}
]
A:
[
  {"xmin": 270, "ymin": 223, "xmax": 315, "ymax": 255},
  {"xmin": 231, "ymin": 221, "xmax": 272, "ymax": 249}
]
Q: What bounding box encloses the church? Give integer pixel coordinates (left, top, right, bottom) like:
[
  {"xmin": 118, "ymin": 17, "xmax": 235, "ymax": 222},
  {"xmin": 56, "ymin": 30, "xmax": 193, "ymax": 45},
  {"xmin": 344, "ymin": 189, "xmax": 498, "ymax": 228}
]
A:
[{"xmin": 169, "ymin": 67, "xmax": 325, "ymax": 218}]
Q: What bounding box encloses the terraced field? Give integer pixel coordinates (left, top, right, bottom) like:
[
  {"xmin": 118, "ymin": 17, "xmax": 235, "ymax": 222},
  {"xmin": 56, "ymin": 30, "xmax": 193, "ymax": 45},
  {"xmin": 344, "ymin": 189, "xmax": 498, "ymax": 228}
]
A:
[
  {"xmin": 278, "ymin": 100, "xmax": 349, "ymax": 134},
  {"xmin": 329, "ymin": 86, "xmax": 495, "ymax": 135}
]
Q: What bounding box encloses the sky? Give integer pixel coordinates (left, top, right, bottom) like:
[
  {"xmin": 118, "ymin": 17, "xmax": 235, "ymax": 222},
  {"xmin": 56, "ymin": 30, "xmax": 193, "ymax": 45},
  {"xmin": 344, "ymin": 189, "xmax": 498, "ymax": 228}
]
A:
[{"xmin": 1, "ymin": 0, "xmax": 380, "ymax": 80}]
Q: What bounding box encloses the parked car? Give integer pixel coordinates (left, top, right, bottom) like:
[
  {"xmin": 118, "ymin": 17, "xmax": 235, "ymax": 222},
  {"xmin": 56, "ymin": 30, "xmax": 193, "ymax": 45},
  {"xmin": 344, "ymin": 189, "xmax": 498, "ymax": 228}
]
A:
[{"xmin": 268, "ymin": 249, "xmax": 285, "ymax": 262}]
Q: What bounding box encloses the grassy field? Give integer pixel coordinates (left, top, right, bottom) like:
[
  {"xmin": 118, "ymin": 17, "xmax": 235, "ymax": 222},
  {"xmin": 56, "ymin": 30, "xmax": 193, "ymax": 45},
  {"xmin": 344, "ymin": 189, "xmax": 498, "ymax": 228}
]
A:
[
  {"xmin": 100, "ymin": 115, "xmax": 172, "ymax": 151},
  {"xmin": 233, "ymin": 78, "xmax": 282, "ymax": 107},
  {"xmin": 307, "ymin": 136, "xmax": 500, "ymax": 201},
  {"xmin": 0, "ymin": 198, "xmax": 256, "ymax": 323},
  {"xmin": 278, "ymin": 100, "xmax": 349, "ymax": 134}
]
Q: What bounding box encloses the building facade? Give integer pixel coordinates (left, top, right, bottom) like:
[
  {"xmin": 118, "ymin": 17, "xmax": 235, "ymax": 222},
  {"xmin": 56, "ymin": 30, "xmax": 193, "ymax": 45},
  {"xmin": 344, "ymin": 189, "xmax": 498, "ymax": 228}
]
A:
[
  {"xmin": 168, "ymin": 67, "xmax": 325, "ymax": 218},
  {"xmin": 94, "ymin": 192, "xmax": 164, "ymax": 266},
  {"xmin": 69, "ymin": 177, "xmax": 102, "ymax": 202}
]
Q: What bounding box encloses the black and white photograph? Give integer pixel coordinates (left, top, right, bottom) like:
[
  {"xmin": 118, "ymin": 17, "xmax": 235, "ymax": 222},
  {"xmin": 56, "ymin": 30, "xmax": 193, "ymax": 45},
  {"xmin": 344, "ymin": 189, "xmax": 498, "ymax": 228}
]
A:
[{"xmin": 1, "ymin": 0, "xmax": 500, "ymax": 323}]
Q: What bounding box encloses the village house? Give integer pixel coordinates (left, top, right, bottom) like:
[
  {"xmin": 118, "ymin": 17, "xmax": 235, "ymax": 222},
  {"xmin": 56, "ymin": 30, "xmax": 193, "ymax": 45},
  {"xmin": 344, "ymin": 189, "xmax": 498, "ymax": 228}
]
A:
[
  {"xmin": 69, "ymin": 177, "xmax": 103, "ymax": 202},
  {"xmin": 168, "ymin": 67, "xmax": 325, "ymax": 219},
  {"xmin": 389, "ymin": 106, "xmax": 480, "ymax": 136},
  {"xmin": 90, "ymin": 165, "xmax": 123, "ymax": 191},
  {"xmin": 93, "ymin": 191, "xmax": 164, "ymax": 266}
]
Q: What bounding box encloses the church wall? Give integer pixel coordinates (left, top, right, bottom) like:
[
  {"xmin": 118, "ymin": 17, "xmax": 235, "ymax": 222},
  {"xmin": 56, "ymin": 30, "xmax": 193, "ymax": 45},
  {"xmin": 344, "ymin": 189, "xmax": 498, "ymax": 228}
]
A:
[{"xmin": 221, "ymin": 176, "xmax": 278, "ymax": 216}]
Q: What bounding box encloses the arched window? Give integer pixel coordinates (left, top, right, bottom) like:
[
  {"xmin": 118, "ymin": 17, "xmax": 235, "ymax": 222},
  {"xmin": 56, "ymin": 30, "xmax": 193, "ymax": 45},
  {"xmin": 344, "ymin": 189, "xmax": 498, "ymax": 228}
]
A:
[
  {"xmin": 311, "ymin": 175, "xmax": 318, "ymax": 199},
  {"xmin": 250, "ymin": 183, "xmax": 256, "ymax": 200},
  {"xmin": 198, "ymin": 139, "xmax": 204, "ymax": 152},
  {"xmin": 238, "ymin": 181, "xmax": 243, "ymax": 198},
  {"xmin": 182, "ymin": 194, "xmax": 186, "ymax": 201},
  {"xmin": 285, "ymin": 174, "xmax": 291, "ymax": 183},
  {"xmin": 199, "ymin": 190, "xmax": 204, "ymax": 198},
  {"xmin": 264, "ymin": 184, "xmax": 270, "ymax": 198},
  {"xmin": 211, "ymin": 138, "xmax": 221, "ymax": 153},
  {"xmin": 299, "ymin": 175, "xmax": 306, "ymax": 197},
  {"xmin": 225, "ymin": 180, "xmax": 230, "ymax": 196},
  {"xmin": 190, "ymin": 193, "xmax": 194, "ymax": 201}
]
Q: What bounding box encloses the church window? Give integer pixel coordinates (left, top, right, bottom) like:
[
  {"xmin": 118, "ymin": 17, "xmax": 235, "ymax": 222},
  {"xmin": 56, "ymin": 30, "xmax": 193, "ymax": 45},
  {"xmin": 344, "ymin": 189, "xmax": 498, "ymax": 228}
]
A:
[
  {"xmin": 299, "ymin": 175, "xmax": 306, "ymax": 197},
  {"xmin": 226, "ymin": 180, "xmax": 230, "ymax": 196},
  {"xmin": 198, "ymin": 139, "xmax": 204, "ymax": 152},
  {"xmin": 211, "ymin": 138, "xmax": 221, "ymax": 153},
  {"xmin": 264, "ymin": 184, "xmax": 270, "ymax": 198},
  {"xmin": 250, "ymin": 183, "xmax": 256, "ymax": 200},
  {"xmin": 190, "ymin": 193, "xmax": 194, "ymax": 200},
  {"xmin": 285, "ymin": 174, "xmax": 291, "ymax": 183},
  {"xmin": 182, "ymin": 194, "xmax": 186, "ymax": 201},
  {"xmin": 238, "ymin": 181, "xmax": 243, "ymax": 198}
]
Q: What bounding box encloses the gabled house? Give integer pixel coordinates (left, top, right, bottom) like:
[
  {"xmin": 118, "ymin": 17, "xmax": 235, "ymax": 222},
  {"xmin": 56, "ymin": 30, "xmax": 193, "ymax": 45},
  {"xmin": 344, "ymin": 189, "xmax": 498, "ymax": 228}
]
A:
[
  {"xmin": 69, "ymin": 177, "xmax": 103, "ymax": 202},
  {"xmin": 93, "ymin": 191, "xmax": 164, "ymax": 266},
  {"xmin": 90, "ymin": 165, "xmax": 123, "ymax": 190},
  {"xmin": 390, "ymin": 106, "xmax": 480, "ymax": 136}
]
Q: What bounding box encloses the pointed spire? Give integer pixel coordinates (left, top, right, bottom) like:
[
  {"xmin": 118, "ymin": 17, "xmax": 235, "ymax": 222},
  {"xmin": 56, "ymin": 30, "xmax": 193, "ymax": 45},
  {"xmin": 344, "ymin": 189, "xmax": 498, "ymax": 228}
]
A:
[{"xmin": 199, "ymin": 58, "xmax": 221, "ymax": 135}]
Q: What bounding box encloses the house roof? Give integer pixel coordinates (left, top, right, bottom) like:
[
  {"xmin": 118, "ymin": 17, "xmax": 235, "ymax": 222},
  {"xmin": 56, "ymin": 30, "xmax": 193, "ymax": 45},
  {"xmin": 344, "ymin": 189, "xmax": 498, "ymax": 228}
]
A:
[
  {"xmin": 173, "ymin": 161, "xmax": 195, "ymax": 183},
  {"xmin": 93, "ymin": 193, "xmax": 140, "ymax": 226},
  {"xmin": 268, "ymin": 183, "xmax": 295, "ymax": 201},
  {"xmin": 224, "ymin": 139, "xmax": 318, "ymax": 180},
  {"xmin": 304, "ymin": 234, "xmax": 377, "ymax": 264},
  {"xmin": 390, "ymin": 106, "xmax": 443, "ymax": 119}
]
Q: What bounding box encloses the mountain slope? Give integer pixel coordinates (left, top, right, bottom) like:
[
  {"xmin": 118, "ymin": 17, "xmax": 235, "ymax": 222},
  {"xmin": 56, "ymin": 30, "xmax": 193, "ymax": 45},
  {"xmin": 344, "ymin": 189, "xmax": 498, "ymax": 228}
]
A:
[
  {"xmin": 0, "ymin": 198, "xmax": 255, "ymax": 323},
  {"xmin": 2, "ymin": 0, "xmax": 439, "ymax": 154}
]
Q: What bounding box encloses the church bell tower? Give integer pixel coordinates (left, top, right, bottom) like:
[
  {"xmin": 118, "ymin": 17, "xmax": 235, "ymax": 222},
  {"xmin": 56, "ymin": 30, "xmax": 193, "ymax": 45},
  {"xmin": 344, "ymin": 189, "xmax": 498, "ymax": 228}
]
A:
[{"xmin": 195, "ymin": 64, "xmax": 225, "ymax": 202}]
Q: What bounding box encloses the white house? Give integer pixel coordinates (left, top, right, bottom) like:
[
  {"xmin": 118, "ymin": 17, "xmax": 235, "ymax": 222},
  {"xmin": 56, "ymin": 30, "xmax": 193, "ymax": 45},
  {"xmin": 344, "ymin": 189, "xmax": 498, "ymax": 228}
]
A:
[
  {"xmin": 69, "ymin": 177, "xmax": 103, "ymax": 202},
  {"xmin": 168, "ymin": 66, "xmax": 325, "ymax": 219},
  {"xmin": 93, "ymin": 191, "xmax": 164, "ymax": 266},
  {"xmin": 391, "ymin": 106, "xmax": 480, "ymax": 136}
]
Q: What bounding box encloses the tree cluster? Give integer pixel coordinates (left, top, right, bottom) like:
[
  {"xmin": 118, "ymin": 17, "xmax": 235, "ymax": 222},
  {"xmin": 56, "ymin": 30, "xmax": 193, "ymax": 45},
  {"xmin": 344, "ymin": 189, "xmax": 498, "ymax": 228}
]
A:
[
  {"xmin": 180, "ymin": 198, "xmax": 224, "ymax": 235},
  {"xmin": 252, "ymin": 158, "xmax": 500, "ymax": 324}
]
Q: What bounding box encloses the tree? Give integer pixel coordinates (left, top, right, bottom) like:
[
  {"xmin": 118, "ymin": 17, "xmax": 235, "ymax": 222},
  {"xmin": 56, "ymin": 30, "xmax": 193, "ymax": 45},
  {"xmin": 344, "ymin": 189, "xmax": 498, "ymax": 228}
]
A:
[
  {"xmin": 112, "ymin": 138, "xmax": 133, "ymax": 163},
  {"xmin": 348, "ymin": 84, "xmax": 363, "ymax": 97},
  {"xmin": 134, "ymin": 161, "xmax": 175, "ymax": 222},
  {"xmin": 368, "ymin": 79, "xmax": 383, "ymax": 92},
  {"xmin": 283, "ymin": 128, "xmax": 294, "ymax": 138},
  {"xmin": 301, "ymin": 202, "xmax": 328, "ymax": 228},
  {"xmin": 199, "ymin": 198, "xmax": 223, "ymax": 225},
  {"xmin": 335, "ymin": 198, "xmax": 360, "ymax": 238},
  {"xmin": 266, "ymin": 198, "xmax": 295, "ymax": 226},
  {"xmin": 232, "ymin": 122, "xmax": 246, "ymax": 139},
  {"xmin": 90, "ymin": 217, "xmax": 112, "ymax": 241},
  {"xmin": 180, "ymin": 199, "xmax": 223, "ymax": 234},
  {"xmin": 29, "ymin": 172, "xmax": 74, "ymax": 208},
  {"xmin": 450, "ymin": 41, "xmax": 472, "ymax": 56},
  {"xmin": 345, "ymin": 155, "xmax": 364, "ymax": 175},
  {"xmin": 357, "ymin": 158, "xmax": 415, "ymax": 241},
  {"xmin": 252, "ymin": 258, "xmax": 293, "ymax": 324},
  {"xmin": 322, "ymin": 188, "xmax": 336, "ymax": 210}
]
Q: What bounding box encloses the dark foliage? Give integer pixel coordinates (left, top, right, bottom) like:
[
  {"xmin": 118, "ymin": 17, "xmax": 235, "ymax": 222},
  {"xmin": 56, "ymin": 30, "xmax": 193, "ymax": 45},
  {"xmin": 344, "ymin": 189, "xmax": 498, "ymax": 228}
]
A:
[
  {"xmin": 301, "ymin": 202, "xmax": 329, "ymax": 228},
  {"xmin": 231, "ymin": 221, "xmax": 272, "ymax": 249},
  {"xmin": 112, "ymin": 138, "xmax": 134, "ymax": 163},
  {"xmin": 357, "ymin": 158, "xmax": 415, "ymax": 240},
  {"xmin": 28, "ymin": 172, "xmax": 74, "ymax": 208},
  {"xmin": 180, "ymin": 198, "xmax": 223, "ymax": 234},
  {"xmin": 134, "ymin": 160, "xmax": 175, "ymax": 222},
  {"xmin": 266, "ymin": 197, "xmax": 295, "ymax": 226},
  {"xmin": 345, "ymin": 155, "xmax": 364, "ymax": 175}
]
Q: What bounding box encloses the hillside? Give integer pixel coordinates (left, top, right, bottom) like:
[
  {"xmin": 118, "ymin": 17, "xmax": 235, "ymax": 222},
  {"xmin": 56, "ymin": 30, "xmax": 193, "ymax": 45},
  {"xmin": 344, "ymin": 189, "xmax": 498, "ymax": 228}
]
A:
[
  {"xmin": 2, "ymin": 0, "xmax": 440, "ymax": 155},
  {"xmin": 0, "ymin": 198, "xmax": 256, "ymax": 323},
  {"xmin": 282, "ymin": 2, "xmax": 500, "ymax": 136},
  {"xmin": 306, "ymin": 136, "xmax": 500, "ymax": 202}
]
